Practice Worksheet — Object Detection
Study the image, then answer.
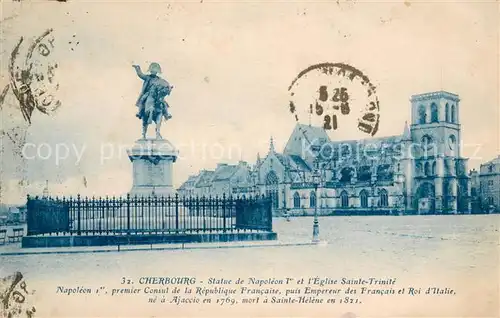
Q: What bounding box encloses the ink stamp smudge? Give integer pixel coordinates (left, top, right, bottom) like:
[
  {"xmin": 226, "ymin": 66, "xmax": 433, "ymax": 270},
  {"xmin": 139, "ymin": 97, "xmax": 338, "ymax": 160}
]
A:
[
  {"xmin": 7, "ymin": 28, "xmax": 61, "ymax": 124},
  {"xmin": 0, "ymin": 272, "xmax": 36, "ymax": 318},
  {"xmin": 288, "ymin": 62, "xmax": 380, "ymax": 136},
  {"xmin": 0, "ymin": 29, "xmax": 64, "ymax": 201}
]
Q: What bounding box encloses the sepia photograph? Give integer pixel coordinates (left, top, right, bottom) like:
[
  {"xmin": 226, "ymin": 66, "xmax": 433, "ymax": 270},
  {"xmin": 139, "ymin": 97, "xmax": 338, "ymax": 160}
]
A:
[{"xmin": 0, "ymin": 0, "xmax": 499, "ymax": 317}]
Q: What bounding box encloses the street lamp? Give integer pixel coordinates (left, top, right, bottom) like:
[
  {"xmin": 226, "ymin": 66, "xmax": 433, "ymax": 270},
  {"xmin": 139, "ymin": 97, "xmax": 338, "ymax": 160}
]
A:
[{"xmin": 311, "ymin": 158, "xmax": 321, "ymax": 243}]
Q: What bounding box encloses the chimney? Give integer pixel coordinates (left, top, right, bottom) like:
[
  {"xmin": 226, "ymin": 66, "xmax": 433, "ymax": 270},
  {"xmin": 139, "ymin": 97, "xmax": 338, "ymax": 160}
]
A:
[{"xmin": 238, "ymin": 160, "xmax": 248, "ymax": 167}]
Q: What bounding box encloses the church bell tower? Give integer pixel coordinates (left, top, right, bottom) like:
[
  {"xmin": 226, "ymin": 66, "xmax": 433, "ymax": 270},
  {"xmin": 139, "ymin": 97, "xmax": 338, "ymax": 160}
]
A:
[{"xmin": 410, "ymin": 91, "xmax": 464, "ymax": 213}]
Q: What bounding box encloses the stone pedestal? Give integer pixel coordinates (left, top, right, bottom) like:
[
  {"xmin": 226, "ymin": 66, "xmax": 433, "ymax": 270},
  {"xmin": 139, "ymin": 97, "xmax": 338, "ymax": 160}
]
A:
[{"xmin": 127, "ymin": 138, "xmax": 178, "ymax": 197}]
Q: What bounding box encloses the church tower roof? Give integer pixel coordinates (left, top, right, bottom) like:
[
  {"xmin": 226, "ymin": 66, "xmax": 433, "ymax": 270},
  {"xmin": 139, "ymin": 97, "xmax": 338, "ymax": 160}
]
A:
[
  {"xmin": 269, "ymin": 136, "xmax": 275, "ymax": 153},
  {"xmin": 402, "ymin": 121, "xmax": 411, "ymax": 140},
  {"xmin": 256, "ymin": 152, "xmax": 262, "ymax": 167}
]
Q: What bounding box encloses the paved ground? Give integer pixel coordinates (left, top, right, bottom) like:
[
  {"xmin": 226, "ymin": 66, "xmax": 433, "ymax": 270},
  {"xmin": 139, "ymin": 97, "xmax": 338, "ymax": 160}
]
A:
[{"xmin": 1, "ymin": 215, "xmax": 499, "ymax": 317}]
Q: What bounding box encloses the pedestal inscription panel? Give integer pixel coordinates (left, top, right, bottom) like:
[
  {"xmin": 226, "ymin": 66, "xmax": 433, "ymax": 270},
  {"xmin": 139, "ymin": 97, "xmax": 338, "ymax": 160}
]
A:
[{"xmin": 127, "ymin": 138, "xmax": 178, "ymax": 197}]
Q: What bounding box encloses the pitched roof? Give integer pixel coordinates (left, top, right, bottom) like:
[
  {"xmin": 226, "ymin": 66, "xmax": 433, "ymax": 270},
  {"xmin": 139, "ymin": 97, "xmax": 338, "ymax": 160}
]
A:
[
  {"xmin": 284, "ymin": 124, "xmax": 331, "ymax": 156},
  {"xmin": 212, "ymin": 165, "xmax": 239, "ymax": 181},
  {"xmin": 273, "ymin": 153, "xmax": 289, "ymax": 167},
  {"xmin": 327, "ymin": 135, "xmax": 403, "ymax": 146},
  {"xmin": 296, "ymin": 124, "xmax": 330, "ymax": 143},
  {"xmin": 178, "ymin": 175, "xmax": 198, "ymax": 190},
  {"xmin": 195, "ymin": 170, "xmax": 215, "ymax": 188},
  {"xmin": 289, "ymin": 155, "xmax": 311, "ymax": 171},
  {"xmin": 310, "ymin": 134, "xmax": 404, "ymax": 165},
  {"xmin": 268, "ymin": 152, "xmax": 311, "ymax": 172},
  {"xmin": 482, "ymin": 155, "xmax": 500, "ymax": 167},
  {"xmin": 178, "ymin": 180, "xmax": 189, "ymax": 190}
]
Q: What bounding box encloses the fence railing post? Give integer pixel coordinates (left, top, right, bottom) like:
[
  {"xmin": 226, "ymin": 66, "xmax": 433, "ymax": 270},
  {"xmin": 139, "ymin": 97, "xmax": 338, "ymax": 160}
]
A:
[
  {"xmin": 202, "ymin": 196, "xmax": 206, "ymax": 230},
  {"xmin": 267, "ymin": 196, "xmax": 272, "ymax": 231},
  {"xmin": 175, "ymin": 193, "xmax": 179, "ymax": 232},
  {"xmin": 25, "ymin": 192, "xmax": 273, "ymax": 237},
  {"xmin": 222, "ymin": 193, "xmax": 227, "ymax": 232},
  {"xmin": 77, "ymin": 194, "xmax": 81, "ymax": 235},
  {"xmin": 126, "ymin": 194, "xmax": 131, "ymax": 234},
  {"xmin": 26, "ymin": 194, "xmax": 31, "ymax": 235}
]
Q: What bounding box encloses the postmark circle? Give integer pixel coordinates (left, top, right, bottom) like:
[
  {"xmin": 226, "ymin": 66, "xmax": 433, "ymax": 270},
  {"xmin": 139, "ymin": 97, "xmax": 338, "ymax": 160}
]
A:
[
  {"xmin": 0, "ymin": 271, "xmax": 36, "ymax": 318},
  {"xmin": 288, "ymin": 62, "xmax": 380, "ymax": 137},
  {"xmin": 9, "ymin": 28, "xmax": 61, "ymax": 123}
]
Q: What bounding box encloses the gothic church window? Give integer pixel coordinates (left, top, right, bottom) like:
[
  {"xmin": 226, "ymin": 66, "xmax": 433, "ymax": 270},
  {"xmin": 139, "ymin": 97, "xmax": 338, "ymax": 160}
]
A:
[
  {"xmin": 448, "ymin": 135, "xmax": 456, "ymax": 151},
  {"xmin": 445, "ymin": 103, "xmax": 450, "ymax": 122},
  {"xmin": 451, "ymin": 105, "xmax": 456, "ymax": 123},
  {"xmin": 418, "ymin": 105, "xmax": 427, "ymax": 124},
  {"xmin": 432, "ymin": 161, "xmax": 436, "ymax": 176},
  {"xmin": 340, "ymin": 167, "xmax": 354, "ymax": 183},
  {"xmin": 340, "ymin": 191, "xmax": 349, "ymax": 208},
  {"xmin": 430, "ymin": 103, "xmax": 439, "ymax": 123},
  {"xmin": 471, "ymin": 188, "xmax": 477, "ymax": 196},
  {"xmin": 358, "ymin": 166, "xmax": 371, "ymax": 182},
  {"xmin": 266, "ymin": 171, "xmax": 279, "ymax": 185},
  {"xmin": 266, "ymin": 170, "xmax": 279, "ymax": 209},
  {"xmin": 379, "ymin": 189, "xmax": 389, "ymax": 207},
  {"xmin": 377, "ymin": 164, "xmax": 393, "ymax": 181},
  {"xmin": 424, "ymin": 162, "xmax": 431, "ymax": 176},
  {"xmin": 309, "ymin": 191, "xmax": 317, "ymax": 208},
  {"xmin": 330, "ymin": 170, "xmax": 337, "ymax": 181},
  {"xmin": 360, "ymin": 190, "xmax": 369, "ymax": 208},
  {"xmin": 416, "ymin": 162, "xmax": 423, "ymax": 176},
  {"xmin": 341, "ymin": 145, "xmax": 351, "ymax": 159},
  {"xmin": 293, "ymin": 192, "xmax": 301, "ymax": 208}
]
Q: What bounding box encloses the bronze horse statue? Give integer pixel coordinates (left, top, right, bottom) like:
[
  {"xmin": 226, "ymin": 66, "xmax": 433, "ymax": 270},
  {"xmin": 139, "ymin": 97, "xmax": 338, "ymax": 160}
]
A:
[{"xmin": 133, "ymin": 63, "xmax": 173, "ymax": 139}]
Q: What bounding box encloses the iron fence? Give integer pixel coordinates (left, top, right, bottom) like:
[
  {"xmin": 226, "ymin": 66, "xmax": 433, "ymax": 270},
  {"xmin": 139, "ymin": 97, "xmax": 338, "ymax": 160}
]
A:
[{"xmin": 26, "ymin": 193, "xmax": 273, "ymax": 236}]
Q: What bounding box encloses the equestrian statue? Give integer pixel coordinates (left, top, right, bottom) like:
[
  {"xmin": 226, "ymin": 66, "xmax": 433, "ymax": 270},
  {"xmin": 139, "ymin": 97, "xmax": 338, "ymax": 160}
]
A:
[{"xmin": 132, "ymin": 62, "xmax": 173, "ymax": 139}]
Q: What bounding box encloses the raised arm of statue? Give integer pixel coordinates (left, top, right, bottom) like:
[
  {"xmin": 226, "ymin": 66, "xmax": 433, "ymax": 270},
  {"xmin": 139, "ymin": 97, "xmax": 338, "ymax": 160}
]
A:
[{"xmin": 132, "ymin": 65, "xmax": 148, "ymax": 80}]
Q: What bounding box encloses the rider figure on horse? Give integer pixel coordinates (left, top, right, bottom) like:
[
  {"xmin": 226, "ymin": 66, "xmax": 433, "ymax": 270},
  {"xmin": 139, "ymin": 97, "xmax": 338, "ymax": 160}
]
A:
[{"xmin": 133, "ymin": 62, "xmax": 173, "ymax": 139}]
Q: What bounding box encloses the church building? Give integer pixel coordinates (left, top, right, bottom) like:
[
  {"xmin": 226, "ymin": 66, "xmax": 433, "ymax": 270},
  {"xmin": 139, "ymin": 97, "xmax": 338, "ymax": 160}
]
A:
[{"xmin": 180, "ymin": 91, "xmax": 472, "ymax": 215}]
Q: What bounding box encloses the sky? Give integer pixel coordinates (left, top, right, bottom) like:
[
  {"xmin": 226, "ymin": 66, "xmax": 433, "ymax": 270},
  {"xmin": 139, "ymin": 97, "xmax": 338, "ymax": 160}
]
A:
[{"xmin": 0, "ymin": 0, "xmax": 498, "ymax": 204}]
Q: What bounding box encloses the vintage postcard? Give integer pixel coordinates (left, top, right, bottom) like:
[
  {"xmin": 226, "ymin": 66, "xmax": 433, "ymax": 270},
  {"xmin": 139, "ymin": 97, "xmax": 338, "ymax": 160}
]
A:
[{"xmin": 0, "ymin": 0, "xmax": 499, "ymax": 317}]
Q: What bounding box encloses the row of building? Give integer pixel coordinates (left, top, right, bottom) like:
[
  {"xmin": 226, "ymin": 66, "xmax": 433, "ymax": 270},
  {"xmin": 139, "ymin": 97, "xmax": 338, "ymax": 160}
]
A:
[
  {"xmin": 178, "ymin": 91, "xmax": 499, "ymax": 216},
  {"xmin": 470, "ymin": 156, "xmax": 500, "ymax": 213},
  {"xmin": 0, "ymin": 204, "xmax": 27, "ymax": 225}
]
